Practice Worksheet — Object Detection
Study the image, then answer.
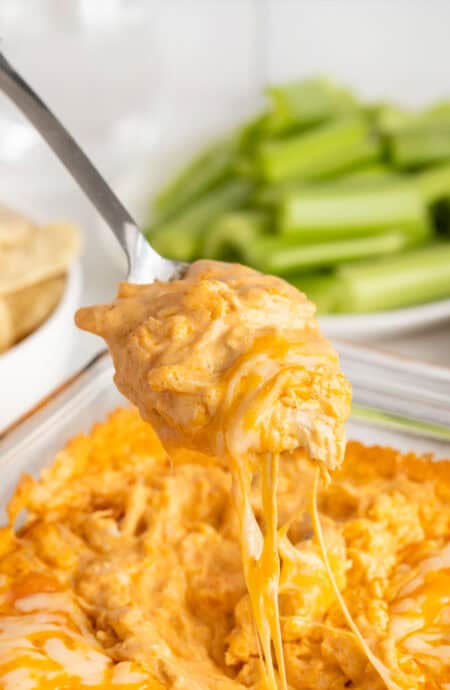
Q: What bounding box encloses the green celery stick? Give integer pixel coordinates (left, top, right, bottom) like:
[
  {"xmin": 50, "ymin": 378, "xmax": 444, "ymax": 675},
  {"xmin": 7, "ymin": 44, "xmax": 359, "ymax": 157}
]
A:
[
  {"xmin": 280, "ymin": 183, "xmax": 431, "ymax": 243},
  {"xmin": 257, "ymin": 117, "xmax": 380, "ymax": 183},
  {"xmin": 242, "ymin": 230, "xmax": 408, "ymax": 275},
  {"xmin": 231, "ymin": 114, "xmax": 270, "ymax": 178},
  {"xmin": 388, "ymin": 123, "xmax": 450, "ymax": 168},
  {"xmin": 255, "ymin": 179, "xmax": 309, "ymax": 205},
  {"xmin": 422, "ymin": 101, "xmax": 450, "ymax": 119},
  {"xmin": 233, "ymin": 153, "xmax": 257, "ymax": 178},
  {"xmin": 147, "ymin": 179, "xmax": 253, "ymax": 261},
  {"xmin": 415, "ymin": 162, "xmax": 450, "ymax": 203},
  {"xmin": 238, "ymin": 113, "xmax": 267, "ymax": 150},
  {"xmin": 288, "ymin": 272, "xmax": 339, "ymax": 314},
  {"xmin": 371, "ymin": 100, "xmax": 450, "ymax": 136},
  {"xmin": 336, "ymin": 163, "xmax": 396, "ymax": 182},
  {"xmin": 335, "ymin": 242, "xmax": 450, "ymax": 312},
  {"xmin": 152, "ymin": 136, "xmax": 238, "ymax": 222},
  {"xmin": 369, "ymin": 102, "xmax": 412, "ymax": 133},
  {"xmin": 376, "ymin": 99, "xmax": 450, "ymax": 168},
  {"xmin": 264, "ymin": 78, "xmax": 358, "ymax": 133},
  {"xmin": 371, "ymin": 100, "xmax": 450, "ymax": 142},
  {"xmin": 201, "ymin": 211, "xmax": 269, "ymax": 261},
  {"xmin": 311, "ymin": 130, "xmax": 380, "ymax": 176},
  {"xmin": 255, "ymin": 163, "xmax": 396, "ymax": 206},
  {"xmin": 149, "ymin": 221, "xmax": 200, "ymax": 262}
]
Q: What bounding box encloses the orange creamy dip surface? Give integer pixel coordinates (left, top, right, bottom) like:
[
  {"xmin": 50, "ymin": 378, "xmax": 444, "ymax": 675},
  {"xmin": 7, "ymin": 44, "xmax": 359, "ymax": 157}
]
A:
[{"xmin": 0, "ymin": 408, "xmax": 449, "ymax": 690}]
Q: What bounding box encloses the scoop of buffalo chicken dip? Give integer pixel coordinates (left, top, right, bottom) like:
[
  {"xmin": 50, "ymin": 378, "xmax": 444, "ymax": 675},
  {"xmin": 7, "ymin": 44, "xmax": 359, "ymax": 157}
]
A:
[
  {"xmin": 76, "ymin": 260, "xmax": 351, "ymax": 690},
  {"xmin": 76, "ymin": 260, "xmax": 351, "ymax": 469}
]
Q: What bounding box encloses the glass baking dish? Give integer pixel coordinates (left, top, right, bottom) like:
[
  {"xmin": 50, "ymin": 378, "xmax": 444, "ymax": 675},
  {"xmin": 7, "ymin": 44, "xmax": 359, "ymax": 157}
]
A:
[{"xmin": 0, "ymin": 344, "xmax": 449, "ymax": 523}]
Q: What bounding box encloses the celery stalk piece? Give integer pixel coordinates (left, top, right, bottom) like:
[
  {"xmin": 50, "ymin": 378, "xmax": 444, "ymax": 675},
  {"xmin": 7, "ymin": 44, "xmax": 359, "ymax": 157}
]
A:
[
  {"xmin": 201, "ymin": 211, "xmax": 269, "ymax": 261},
  {"xmin": 388, "ymin": 123, "xmax": 450, "ymax": 169},
  {"xmin": 280, "ymin": 183, "xmax": 431, "ymax": 244},
  {"xmin": 238, "ymin": 113, "xmax": 268, "ymax": 150},
  {"xmin": 152, "ymin": 136, "xmax": 238, "ymax": 222},
  {"xmin": 232, "ymin": 114, "xmax": 269, "ymax": 178},
  {"xmin": 422, "ymin": 101, "xmax": 450, "ymax": 120},
  {"xmin": 255, "ymin": 179, "xmax": 309, "ymax": 205},
  {"xmin": 257, "ymin": 117, "xmax": 380, "ymax": 183},
  {"xmin": 369, "ymin": 102, "xmax": 412, "ymax": 134},
  {"xmin": 374, "ymin": 98, "xmax": 450, "ymax": 168},
  {"xmin": 147, "ymin": 179, "xmax": 253, "ymax": 262},
  {"xmin": 372, "ymin": 100, "xmax": 450, "ymax": 136},
  {"xmin": 242, "ymin": 231, "xmax": 409, "ymax": 275},
  {"xmin": 336, "ymin": 163, "xmax": 396, "ymax": 183},
  {"xmin": 415, "ymin": 162, "xmax": 450, "ymax": 204},
  {"xmin": 335, "ymin": 242, "xmax": 450, "ymax": 313},
  {"xmin": 289, "ymin": 272, "xmax": 339, "ymax": 314},
  {"xmin": 264, "ymin": 78, "xmax": 358, "ymax": 134},
  {"xmin": 233, "ymin": 153, "xmax": 257, "ymax": 178},
  {"xmin": 255, "ymin": 164, "xmax": 397, "ymax": 206}
]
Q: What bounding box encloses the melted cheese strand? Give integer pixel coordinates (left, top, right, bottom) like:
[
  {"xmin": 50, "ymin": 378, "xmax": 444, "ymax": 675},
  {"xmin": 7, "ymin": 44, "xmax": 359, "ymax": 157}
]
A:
[
  {"xmin": 231, "ymin": 458, "xmax": 275, "ymax": 690},
  {"xmin": 311, "ymin": 468, "xmax": 402, "ymax": 690},
  {"xmin": 261, "ymin": 453, "xmax": 287, "ymax": 690},
  {"xmin": 230, "ymin": 454, "xmax": 287, "ymax": 690}
]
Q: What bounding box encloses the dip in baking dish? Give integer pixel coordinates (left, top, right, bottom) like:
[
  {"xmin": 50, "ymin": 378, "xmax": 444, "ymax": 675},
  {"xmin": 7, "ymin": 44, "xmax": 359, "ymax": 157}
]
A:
[{"xmin": 0, "ymin": 408, "xmax": 448, "ymax": 689}]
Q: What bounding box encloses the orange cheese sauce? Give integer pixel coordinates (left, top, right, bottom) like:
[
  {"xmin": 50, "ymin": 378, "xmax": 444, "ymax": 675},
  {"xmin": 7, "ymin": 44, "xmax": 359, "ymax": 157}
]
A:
[{"xmin": 0, "ymin": 409, "xmax": 448, "ymax": 690}]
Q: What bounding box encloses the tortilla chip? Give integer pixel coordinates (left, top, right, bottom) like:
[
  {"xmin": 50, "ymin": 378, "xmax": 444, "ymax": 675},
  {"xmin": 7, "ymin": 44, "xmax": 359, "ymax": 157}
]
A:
[
  {"xmin": 0, "ymin": 221, "xmax": 80, "ymax": 296},
  {"xmin": 0, "ymin": 204, "xmax": 34, "ymax": 249},
  {"xmin": 0, "ymin": 300, "xmax": 13, "ymax": 353},
  {"xmin": 5, "ymin": 274, "xmax": 66, "ymax": 344}
]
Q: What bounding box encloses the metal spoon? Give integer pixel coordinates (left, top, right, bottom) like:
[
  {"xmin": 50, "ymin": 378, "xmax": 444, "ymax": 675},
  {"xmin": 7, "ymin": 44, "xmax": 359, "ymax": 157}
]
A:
[{"xmin": 0, "ymin": 52, "xmax": 185, "ymax": 284}]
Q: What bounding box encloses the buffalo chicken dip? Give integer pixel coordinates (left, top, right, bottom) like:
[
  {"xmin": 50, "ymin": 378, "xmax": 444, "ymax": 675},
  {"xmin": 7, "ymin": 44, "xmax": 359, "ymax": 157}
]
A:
[
  {"xmin": 76, "ymin": 260, "xmax": 351, "ymax": 690},
  {"xmin": 0, "ymin": 260, "xmax": 447, "ymax": 689},
  {"xmin": 0, "ymin": 409, "xmax": 448, "ymax": 689}
]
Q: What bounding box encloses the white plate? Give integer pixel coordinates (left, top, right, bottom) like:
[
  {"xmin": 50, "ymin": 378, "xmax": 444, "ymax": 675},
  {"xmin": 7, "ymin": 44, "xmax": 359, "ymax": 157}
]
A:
[
  {"xmin": 104, "ymin": 162, "xmax": 450, "ymax": 340},
  {"xmin": 320, "ymin": 299, "xmax": 450, "ymax": 339}
]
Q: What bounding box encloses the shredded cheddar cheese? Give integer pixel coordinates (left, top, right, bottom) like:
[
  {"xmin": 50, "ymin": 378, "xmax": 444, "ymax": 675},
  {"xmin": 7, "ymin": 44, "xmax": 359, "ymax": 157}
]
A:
[
  {"xmin": 0, "ymin": 570, "xmax": 162, "ymax": 689},
  {"xmin": 1, "ymin": 409, "xmax": 449, "ymax": 690},
  {"xmin": 311, "ymin": 467, "xmax": 402, "ymax": 690}
]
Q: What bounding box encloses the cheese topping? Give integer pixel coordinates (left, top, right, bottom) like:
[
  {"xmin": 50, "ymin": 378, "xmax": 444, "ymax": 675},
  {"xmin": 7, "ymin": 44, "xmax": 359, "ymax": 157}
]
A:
[
  {"xmin": 311, "ymin": 468, "xmax": 402, "ymax": 690},
  {"xmin": 0, "ymin": 410, "xmax": 449, "ymax": 689},
  {"xmin": 389, "ymin": 542, "xmax": 450, "ymax": 669},
  {"xmin": 0, "ymin": 575, "xmax": 162, "ymax": 689}
]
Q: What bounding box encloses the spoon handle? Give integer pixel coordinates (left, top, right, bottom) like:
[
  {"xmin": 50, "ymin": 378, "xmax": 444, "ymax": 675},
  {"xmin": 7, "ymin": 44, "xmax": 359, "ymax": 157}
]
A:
[{"xmin": 0, "ymin": 52, "xmax": 176, "ymax": 283}]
